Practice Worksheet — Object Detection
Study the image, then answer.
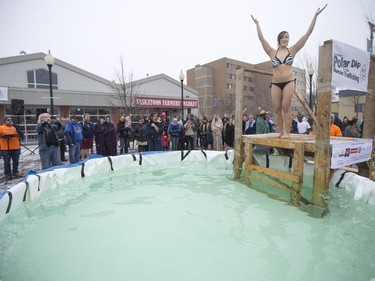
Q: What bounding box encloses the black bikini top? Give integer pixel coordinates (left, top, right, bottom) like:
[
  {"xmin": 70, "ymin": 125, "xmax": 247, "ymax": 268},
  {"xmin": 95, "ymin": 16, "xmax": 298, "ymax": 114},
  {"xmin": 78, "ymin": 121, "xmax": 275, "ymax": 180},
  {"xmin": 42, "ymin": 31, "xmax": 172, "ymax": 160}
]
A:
[{"xmin": 271, "ymin": 48, "xmax": 294, "ymax": 68}]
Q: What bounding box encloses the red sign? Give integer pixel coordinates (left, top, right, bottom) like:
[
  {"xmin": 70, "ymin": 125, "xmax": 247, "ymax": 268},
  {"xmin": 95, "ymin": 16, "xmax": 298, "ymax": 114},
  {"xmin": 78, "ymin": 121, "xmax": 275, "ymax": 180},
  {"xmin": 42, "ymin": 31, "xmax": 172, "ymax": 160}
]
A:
[{"xmin": 135, "ymin": 97, "xmax": 198, "ymax": 108}]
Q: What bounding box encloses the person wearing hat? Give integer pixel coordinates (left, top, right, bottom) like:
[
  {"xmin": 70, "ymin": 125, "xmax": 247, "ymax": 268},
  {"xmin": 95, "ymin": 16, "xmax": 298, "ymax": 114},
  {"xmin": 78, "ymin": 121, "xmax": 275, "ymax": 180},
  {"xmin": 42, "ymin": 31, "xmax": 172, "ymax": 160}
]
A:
[
  {"xmin": 0, "ymin": 116, "xmax": 23, "ymax": 178},
  {"xmin": 296, "ymin": 113, "xmax": 311, "ymax": 134},
  {"xmin": 256, "ymin": 110, "xmax": 270, "ymax": 135},
  {"xmin": 65, "ymin": 115, "xmax": 83, "ymax": 163}
]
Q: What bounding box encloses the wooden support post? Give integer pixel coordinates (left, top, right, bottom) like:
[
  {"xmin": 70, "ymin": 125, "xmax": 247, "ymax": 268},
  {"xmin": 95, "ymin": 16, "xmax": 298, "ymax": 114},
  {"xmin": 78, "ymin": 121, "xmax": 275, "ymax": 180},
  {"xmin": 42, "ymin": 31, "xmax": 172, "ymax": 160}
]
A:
[
  {"xmin": 312, "ymin": 40, "xmax": 332, "ymax": 210},
  {"xmin": 360, "ymin": 54, "xmax": 375, "ymax": 180},
  {"xmin": 243, "ymin": 142, "xmax": 253, "ymax": 185},
  {"xmin": 294, "ymin": 88, "xmax": 317, "ymax": 125},
  {"xmin": 234, "ymin": 68, "xmax": 245, "ymax": 179},
  {"xmin": 291, "ymin": 142, "xmax": 304, "ymax": 205}
]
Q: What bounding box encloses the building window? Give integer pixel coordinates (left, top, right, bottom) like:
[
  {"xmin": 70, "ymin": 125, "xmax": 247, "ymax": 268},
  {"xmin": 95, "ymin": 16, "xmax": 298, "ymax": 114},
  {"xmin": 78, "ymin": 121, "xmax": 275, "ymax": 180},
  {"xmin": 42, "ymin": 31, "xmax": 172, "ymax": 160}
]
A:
[
  {"xmin": 70, "ymin": 107, "xmax": 111, "ymax": 123},
  {"xmin": 227, "ymin": 84, "xmax": 233, "ymax": 90},
  {"xmin": 354, "ymin": 103, "xmax": 365, "ymax": 113},
  {"xmin": 229, "ymin": 74, "xmax": 236, "ymax": 80},
  {"xmin": 27, "ymin": 69, "xmax": 58, "ymax": 89},
  {"xmin": 227, "ymin": 63, "xmax": 232, "ymax": 69}
]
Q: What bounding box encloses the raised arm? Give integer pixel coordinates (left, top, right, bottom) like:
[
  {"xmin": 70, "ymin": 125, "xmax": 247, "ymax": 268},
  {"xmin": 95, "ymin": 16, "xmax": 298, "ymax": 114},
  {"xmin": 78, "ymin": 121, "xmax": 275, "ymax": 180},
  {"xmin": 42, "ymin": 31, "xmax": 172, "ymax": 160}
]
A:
[
  {"xmin": 290, "ymin": 4, "xmax": 327, "ymax": 54},
  {"xmin": 251, "ymin": 15, "xmax": 274, "ymax": 58}
]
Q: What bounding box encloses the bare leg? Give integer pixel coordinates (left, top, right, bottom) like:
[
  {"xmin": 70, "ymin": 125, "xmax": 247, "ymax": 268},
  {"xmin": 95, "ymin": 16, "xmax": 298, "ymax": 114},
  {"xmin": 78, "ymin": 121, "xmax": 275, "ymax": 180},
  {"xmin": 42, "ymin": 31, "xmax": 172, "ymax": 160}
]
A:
[
  {"xmin": 271, "ymin": 85, "xmax": 283, "ymax": 137},
  {"xmin": 280, "ymin": 82, "xmax": 295, "ymax": 139}
]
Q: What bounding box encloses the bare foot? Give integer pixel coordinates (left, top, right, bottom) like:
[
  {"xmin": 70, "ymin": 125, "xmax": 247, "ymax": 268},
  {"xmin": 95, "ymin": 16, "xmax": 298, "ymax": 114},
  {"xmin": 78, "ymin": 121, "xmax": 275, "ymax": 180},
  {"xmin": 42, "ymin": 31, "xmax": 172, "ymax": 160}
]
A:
[
  {"xmin": 274, "ymin": 133, "xmax": 282, "ymax": 138},
  {"xmin": 280, "ymin": 134, "xmax": 290, "ymax": 139}
]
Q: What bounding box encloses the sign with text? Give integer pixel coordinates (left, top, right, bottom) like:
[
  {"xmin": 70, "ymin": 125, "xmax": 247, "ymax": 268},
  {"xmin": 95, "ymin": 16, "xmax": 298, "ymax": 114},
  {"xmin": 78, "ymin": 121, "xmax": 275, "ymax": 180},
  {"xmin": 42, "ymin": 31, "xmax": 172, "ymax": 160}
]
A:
[
  {"xmin": 135, "ymin": 97, "xmax": 198, "ymax": 108},
  {"xmin": 332, "ymin": 40, "xmax": 370, "ymax": 92},
  {"xmin": 331, "ymin": 139, "xmax": 373, "ymax": 169},
  {"xmin": 0, "ymin": 87, "xmax": 8, "ymax": 101}
]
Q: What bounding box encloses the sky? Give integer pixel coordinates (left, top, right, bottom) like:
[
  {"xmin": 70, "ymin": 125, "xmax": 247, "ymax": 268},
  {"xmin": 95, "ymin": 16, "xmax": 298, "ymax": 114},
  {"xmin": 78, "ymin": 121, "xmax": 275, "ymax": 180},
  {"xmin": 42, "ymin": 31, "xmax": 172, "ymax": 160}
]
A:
[{"xmin": 1, "ymin": 0, "xmax": 374, "ymax": 82}]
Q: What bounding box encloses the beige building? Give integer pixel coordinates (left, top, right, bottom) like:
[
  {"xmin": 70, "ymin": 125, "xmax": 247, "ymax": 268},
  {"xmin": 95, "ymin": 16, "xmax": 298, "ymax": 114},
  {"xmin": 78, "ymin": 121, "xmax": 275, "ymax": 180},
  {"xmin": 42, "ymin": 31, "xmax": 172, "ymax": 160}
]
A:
[
  {"xmin": 187, "ymin": 57, "xmax": 307, "ymax": 120},
  {"xmin": 335, "ymin": 90, "xmax": 366, "ymax": 120}
]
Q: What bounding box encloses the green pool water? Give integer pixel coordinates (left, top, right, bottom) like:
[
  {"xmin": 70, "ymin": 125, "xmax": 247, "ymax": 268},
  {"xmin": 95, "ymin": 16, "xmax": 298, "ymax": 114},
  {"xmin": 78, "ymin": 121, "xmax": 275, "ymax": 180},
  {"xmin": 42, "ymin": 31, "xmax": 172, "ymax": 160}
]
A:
[{"xmin": 0, "ymin": 160, "xmax": 374, "ymax": 281}]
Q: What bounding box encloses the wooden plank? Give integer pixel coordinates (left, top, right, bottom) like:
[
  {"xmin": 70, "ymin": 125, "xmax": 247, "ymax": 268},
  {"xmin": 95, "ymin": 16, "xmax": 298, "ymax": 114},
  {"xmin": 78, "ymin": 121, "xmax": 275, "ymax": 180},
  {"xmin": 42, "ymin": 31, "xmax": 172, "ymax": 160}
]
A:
[
  {"xmin": 243, "ymin": 142, "xmax": 253, "ymax": 184},
  {"xmin": 291, "ymin": 142, "xmax": 304, "ymax": 205},
  {"xmin": 250, "ymin": 173, "xmax": 292, "ymax": 193},
  {"xmin": 242, "ymin": 134, "xmax": 316, "ymax": 152},
  {"xmin": 312, "ymin": 40, "xmax": 332, "ymax": 209},
  {"xmin": 233, "ymin": 68, "xmax": 245, "ymax": 179},
  {"xmin": 246, "ymin": 164, "xmax": 300, "ymax": 183},
  {"xmin": 294, "ymin": 88, "xmax": 317, "ymax": 125},
  {"xmin": 243, "ymin": 68, "xmax": 273, "ymax": 76}
]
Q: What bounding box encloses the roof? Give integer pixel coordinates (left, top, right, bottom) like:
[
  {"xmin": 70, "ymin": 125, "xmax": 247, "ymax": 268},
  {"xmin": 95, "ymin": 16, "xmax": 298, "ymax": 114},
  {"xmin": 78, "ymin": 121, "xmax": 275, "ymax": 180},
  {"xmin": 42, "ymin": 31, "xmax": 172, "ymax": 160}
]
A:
[
  {"xmin": 0, "ymin": 52, "xmax": 111, "ymax": 85},
  {"xmin": 133, "ymin": 73, "xmax": 198, "ymax": 95}
]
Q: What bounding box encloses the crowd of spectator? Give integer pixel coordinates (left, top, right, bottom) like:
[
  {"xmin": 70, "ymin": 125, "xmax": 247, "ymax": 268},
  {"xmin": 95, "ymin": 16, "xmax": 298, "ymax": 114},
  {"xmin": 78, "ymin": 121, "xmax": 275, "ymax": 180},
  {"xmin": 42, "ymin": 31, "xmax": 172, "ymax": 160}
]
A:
[{"xmin": 0, "ymin": 110, "xmax": 366, "ymax": 177}]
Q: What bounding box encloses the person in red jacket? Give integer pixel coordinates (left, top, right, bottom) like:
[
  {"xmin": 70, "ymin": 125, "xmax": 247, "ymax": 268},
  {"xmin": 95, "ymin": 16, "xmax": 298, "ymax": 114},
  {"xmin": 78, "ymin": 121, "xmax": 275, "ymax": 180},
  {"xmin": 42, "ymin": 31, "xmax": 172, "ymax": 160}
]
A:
[{"xmin": 0, "ymin": 116, "xmax": 23, "ymax": 178}]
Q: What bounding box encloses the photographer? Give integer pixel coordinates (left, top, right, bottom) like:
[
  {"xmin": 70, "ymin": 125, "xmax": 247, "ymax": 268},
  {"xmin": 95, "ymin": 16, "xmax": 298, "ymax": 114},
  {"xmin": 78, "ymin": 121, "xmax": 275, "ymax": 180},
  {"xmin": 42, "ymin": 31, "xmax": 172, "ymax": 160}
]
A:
[{"xmin": 36, "ymin": 113, "xmax": 60, "ymax": 169}]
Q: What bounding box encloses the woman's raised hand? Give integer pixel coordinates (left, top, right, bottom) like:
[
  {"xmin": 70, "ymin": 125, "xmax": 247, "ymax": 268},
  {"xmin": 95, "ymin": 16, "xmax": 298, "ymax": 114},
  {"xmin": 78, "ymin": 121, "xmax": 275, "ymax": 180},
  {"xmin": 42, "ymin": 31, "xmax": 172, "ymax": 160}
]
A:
[
  {"xmin": 251, "ymin": 15, "xmax": 258, "ymax": 24},
  {"xmin": 315, "ymin": 4, "xmax": 327, "ymax": 16}
]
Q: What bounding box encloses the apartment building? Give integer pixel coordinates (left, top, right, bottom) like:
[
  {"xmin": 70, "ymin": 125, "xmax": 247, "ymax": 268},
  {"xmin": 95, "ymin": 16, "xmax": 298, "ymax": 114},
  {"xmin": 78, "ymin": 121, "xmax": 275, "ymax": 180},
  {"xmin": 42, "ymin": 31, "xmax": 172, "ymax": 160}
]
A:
[{"xmin": 187, "ymin": 57, "xmax": 307, "ymax": 119}]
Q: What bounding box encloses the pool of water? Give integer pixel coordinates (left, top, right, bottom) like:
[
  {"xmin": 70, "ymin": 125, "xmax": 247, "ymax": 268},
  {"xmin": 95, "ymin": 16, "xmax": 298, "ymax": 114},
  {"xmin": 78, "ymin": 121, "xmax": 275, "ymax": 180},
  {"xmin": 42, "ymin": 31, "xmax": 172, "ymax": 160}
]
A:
[{"xmin": 0, "ymin": 160, "xmax": 374, "ymax": 281}]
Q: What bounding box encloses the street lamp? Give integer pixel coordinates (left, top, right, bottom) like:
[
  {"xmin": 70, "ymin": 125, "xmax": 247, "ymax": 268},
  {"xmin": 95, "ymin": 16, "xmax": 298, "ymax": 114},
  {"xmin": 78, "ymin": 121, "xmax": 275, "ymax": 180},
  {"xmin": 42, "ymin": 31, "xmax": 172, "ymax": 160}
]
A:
[
  {"xmin": 308, "ymin": 64, "xmax": 314, "ymax": 111},
  {"xmin": 179, "ymin": 70, "xmax": 185, "ymax": 121},
  {"xmin": 369, "ymin": 21, "xmax": 375, "ymax": 54},
  {"xmin": 44, "ymin": 50, "xmax": 55, "ymax": 115}
]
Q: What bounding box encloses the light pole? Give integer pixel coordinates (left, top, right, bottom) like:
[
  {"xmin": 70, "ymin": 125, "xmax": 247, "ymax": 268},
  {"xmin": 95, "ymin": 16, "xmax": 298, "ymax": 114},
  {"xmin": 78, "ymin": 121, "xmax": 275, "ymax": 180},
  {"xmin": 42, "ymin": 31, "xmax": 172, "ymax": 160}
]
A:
[
  {"xmin": 44, "ymin": 50, "xmax": 55, "ymax": 116},
  {"xmin": 308, "ymin": 64, "xmax": 314, "ymax": 111},
  {"xmin": 369, "ymin": 21, "xmax": 375, "ymax": 54},
  {"xmin": 179, "ymin": 70, "xmax": 185, "ymax": 121}
]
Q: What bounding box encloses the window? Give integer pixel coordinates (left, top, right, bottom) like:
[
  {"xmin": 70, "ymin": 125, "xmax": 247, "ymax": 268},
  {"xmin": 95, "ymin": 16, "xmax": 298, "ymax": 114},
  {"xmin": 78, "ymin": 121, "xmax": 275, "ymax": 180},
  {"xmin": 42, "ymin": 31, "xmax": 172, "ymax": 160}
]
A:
[
  {"xmin": 229, "ymin": 74, "xmax": 236, "ymax": 80},
  {"xmin": 227, "ymin": 84, "xmax": 233, "ymax": 90},
  {"xmin": 355, "ymin": 103, "xmax": 365, "ymax": 113},
  {"xmin": 227, "ymin": 63, "xmax": 232, "ymax": 69},
  {"xmin": 244, "ymin": 76, "xmax": 253, "ymax": 82},
  {"xmin": 27, "ymin": 69, "xmax": 58, "ymax": 89},
  {"xmin": 70, "ymin": 107, "xmax": 111, "ymax": 123}
]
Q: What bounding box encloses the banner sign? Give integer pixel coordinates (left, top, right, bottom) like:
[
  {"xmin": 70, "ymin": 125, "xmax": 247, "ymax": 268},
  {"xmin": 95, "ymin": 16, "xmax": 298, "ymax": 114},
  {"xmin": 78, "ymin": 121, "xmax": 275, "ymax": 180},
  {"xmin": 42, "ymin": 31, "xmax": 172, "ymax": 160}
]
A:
[
  {"xmin": 332, "ymin": 40, "xmax": 370, "ymax": 92},
  {"xmin": 135, "ymin": 97, "xmax": 198, "ymax": 108},
  {"xmin": 0, "ymin": 87, "xmax": 8, "ymax": 101},
  {"xmin": 331, "ymin": 139, "xmax": 373, "ymax": 169}
]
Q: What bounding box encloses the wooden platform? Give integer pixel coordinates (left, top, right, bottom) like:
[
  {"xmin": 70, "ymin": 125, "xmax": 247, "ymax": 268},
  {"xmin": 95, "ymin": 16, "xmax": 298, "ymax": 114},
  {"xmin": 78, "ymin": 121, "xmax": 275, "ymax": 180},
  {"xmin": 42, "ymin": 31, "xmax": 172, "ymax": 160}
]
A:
[
  {"xmin": 242, "ymin": 133, "xmax": 366, "ymax": 152},
  {"xmin": 239, "ymin": 133, "xmax": 372, "ymax": 209}
]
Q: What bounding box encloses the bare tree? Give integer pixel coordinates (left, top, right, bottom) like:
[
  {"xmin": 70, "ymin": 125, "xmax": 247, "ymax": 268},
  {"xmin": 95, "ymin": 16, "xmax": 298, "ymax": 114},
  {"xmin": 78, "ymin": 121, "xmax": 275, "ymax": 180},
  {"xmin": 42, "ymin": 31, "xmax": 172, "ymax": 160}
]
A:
[
  {"xmin": 252, "ymin": 72, "xmax": 272, "ymax": 115},
  {"xmin": 198, "ymin": 94, "xmax": 210, "ymax": 118},
  {"xmin": 108, "ymin": 56, "xmax": 142, "ymax": 115},
  {"xmin": 295, "ymin": 50, "xmax": 318, "ymax": 108}
]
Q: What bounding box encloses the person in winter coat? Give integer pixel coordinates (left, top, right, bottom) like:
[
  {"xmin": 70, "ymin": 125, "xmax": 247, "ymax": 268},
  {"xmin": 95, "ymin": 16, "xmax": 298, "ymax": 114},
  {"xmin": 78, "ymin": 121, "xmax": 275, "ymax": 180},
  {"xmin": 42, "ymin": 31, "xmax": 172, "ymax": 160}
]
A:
[
  {"xmin": 36, "ymin": 113, "xmax": 60, "ymax": 170},
  {"xmin": 79, "ymin": 113, "xmax": 94, "ymax": 159},
  {"xmin": 103, "ymin": 115, "xmax": 117, "ymax": 156},
  {"xmin": 224, "ymin": 118, "xmax": 235, "ymax": 148},
  {"xmin": 117, "ymin": 115, "xmax": 132, "ymax": 154},
  {"xmin": 167, "ymin": 118, "xmax": 181, "ymax": 151},
  {"xmin": 50, "ymin": 116, "xmax": 67, "ymax": 162},
  {"xmin": 133, "ymin": 118, "xmax": 148, "ymax": 152},
  {"xmin": 146, "ymin": 113, "xmax": 163, "ymax": 151},
  {"xmin": 65, "ymin": 115, "xmax": 83, "ymax": 164},
  {"xmin": 94, "ymin": 117, "xmax": 105, "ymax": 155},
  {"xmin": 211, "ymin": 114, "xmax": 223, "ymax": 151}
]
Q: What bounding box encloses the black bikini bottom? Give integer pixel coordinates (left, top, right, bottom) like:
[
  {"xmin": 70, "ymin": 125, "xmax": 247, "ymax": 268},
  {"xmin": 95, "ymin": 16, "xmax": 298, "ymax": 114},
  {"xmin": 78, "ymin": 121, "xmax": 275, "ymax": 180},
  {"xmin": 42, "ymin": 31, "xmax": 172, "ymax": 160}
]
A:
[{"xmin": 270, "ymin": 79, "xmax": 296, "ymax": 90}]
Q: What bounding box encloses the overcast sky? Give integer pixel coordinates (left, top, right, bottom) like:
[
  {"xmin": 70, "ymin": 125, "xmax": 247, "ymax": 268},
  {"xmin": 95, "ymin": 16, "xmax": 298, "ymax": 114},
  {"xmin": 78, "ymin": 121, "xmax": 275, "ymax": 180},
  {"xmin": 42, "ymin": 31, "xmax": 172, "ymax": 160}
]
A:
[{"xmin": 1, "ymin": 0, "xmax": 374, "ymax": 82}]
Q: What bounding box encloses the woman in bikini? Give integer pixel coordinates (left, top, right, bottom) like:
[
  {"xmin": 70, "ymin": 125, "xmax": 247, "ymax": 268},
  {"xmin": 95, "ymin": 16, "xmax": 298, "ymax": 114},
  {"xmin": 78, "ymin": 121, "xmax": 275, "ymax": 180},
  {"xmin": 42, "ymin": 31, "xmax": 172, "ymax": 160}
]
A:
[{"xmin": 251, "ymin": 4, "xmax": 327, "ymax": 138}]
